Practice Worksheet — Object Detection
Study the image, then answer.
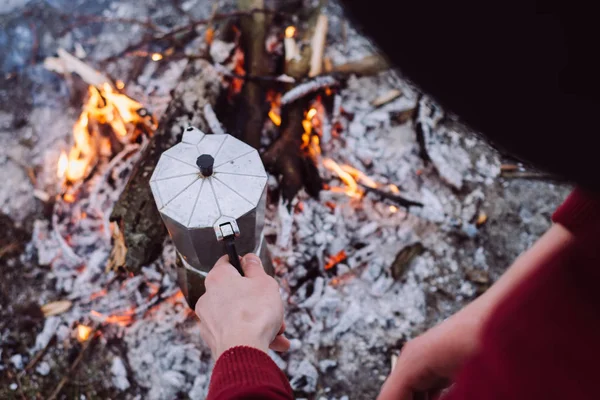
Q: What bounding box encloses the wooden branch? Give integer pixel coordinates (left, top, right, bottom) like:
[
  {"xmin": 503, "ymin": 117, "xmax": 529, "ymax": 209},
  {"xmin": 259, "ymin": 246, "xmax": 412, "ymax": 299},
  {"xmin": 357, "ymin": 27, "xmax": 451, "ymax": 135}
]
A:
[
  {"xmin": 308, "ymin": 15, "xmax": 328, "ymax": 77},
  {"xmin": 47, "ymin": 329, "xmax": 98, "ymax": 400},
  {"xmin": 237, "ymin": 0, "xmax": 270, "ymax": 149},
  {"xmin": 109, "ymin": 60, "xmax": 222, "ymax": 273},
  {"xmin": 360, "ymin": 183, "xmax": 424, "ymax": 209},
  {"xmin": 44, "ymin": 49, "xmax": 112, "ymax": 88},
  {"xmin": 23, "ymin": 335, "xmax": 56, "ymax": 374}
]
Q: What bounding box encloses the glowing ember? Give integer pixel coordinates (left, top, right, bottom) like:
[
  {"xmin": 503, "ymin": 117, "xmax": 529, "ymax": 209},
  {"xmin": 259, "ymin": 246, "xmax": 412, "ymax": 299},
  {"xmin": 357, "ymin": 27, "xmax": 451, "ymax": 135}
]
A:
[
  {"xmin": 63, "ymin": 192, "xmax": 76, "ymax": 203},
  {"xmin": 476, "ymin": 212, "xmax": 488, "ymax": 226},
  {"xmin": 89, "ymin": 288, "xmax": 108, "ymax": 300},
  {"xmin": 77, "ymin": 324, "xmax": 93, "ymax": 342},
  {"xmin": 115, "ymin": 80, "xmax": 125, "ymax": 90},
  {"xmin": 151, "ymin": 53, "xmax": 163, "ymax": 61},
  {"xmin": 285, "ymin": 26, "xmax": 296, "ymax": 38},
  {"xmin": 306, "ymin": 107, "xmax": 317, "ymax": 120},
  {"xmin": 389, "ymin": 205, "xmax": 399, "ymax": 213},
  {"xmin": 205, "ymin": 27, "xmax": 215, "ymax": 45},
  {"xmin": 90, "ymin": 309, "xmax": 135, "ymax": 327},
  {"xmin": 325, "ymin": 250, "xmax": 347, "ymax": 270}
]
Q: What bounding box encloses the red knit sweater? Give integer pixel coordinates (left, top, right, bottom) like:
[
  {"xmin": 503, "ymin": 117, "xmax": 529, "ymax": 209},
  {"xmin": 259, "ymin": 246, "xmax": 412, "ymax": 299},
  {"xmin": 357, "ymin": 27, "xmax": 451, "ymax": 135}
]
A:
[{"xmin": 207, "ymin": 189, "xmax": 600, "ymax": 400}]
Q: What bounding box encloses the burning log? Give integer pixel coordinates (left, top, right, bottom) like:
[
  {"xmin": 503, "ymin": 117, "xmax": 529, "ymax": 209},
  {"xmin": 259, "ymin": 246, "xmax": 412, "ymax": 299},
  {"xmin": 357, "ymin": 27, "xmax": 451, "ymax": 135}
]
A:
[
  {"xmin": 263, "ymin": 101, "xmax": 323, "ymax": 201},
  {"xmin": 109, "ymin": 60, "xmax": 222, "ymax": 273},
  {"xmin": 264, "ymin": 8, "xmax": 330, "ymax": 201}
]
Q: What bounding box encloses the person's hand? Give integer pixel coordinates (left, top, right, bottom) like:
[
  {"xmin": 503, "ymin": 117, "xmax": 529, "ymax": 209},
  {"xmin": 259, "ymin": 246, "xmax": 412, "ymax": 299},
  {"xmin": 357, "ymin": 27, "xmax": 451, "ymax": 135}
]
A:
[
  {"xmin": 195, "ymin": 253, "xmax": 290, "ymax": 359},
  {"xmin": 378, "ymin": 307, "xmax": 484, "ymax": 400},
  {"xmin": 379, "ymin": 224, "xmax": 574, "ymax": 400}
]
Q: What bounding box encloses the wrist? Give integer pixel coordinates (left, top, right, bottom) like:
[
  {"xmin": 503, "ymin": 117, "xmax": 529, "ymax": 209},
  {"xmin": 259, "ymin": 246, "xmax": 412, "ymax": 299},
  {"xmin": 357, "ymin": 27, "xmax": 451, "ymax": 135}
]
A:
[{"xmin": 215, "ymin": 334, "xmax": 270, "ymax": 359}]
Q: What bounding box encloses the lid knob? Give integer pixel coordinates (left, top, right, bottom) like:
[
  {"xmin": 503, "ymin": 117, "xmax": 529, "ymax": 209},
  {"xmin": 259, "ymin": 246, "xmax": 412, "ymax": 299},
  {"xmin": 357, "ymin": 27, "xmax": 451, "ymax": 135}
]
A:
[{"xmin": 196, "ymin": 154, "xmax": 214, "ymax": 177}]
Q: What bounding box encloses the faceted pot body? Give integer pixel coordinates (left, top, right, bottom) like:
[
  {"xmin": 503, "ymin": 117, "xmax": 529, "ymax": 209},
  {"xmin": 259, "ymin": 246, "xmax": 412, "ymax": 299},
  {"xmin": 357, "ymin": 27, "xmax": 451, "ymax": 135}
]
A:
[{"xmin": 149, "ymin": 127, "xmax": 268, "ymax": 273}]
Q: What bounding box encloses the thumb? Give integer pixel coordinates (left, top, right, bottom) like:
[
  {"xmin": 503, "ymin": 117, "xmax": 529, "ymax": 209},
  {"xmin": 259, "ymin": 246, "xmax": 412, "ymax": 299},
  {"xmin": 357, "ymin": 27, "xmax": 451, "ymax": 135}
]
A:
[{"xmin": 241, "ymin": 253, "xmax": 265, "ymax": 278}]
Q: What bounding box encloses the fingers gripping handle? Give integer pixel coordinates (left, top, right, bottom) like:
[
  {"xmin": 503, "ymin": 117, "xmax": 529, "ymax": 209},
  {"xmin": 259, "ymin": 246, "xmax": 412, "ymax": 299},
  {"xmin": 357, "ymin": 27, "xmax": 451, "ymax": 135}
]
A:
[
  {"xmin": 223, "ymin": 236, "xmax": 243, "ymax": 276},
  {"xmin": 217, "ymin": 222, "xmax": 244, "ymax": 276}
]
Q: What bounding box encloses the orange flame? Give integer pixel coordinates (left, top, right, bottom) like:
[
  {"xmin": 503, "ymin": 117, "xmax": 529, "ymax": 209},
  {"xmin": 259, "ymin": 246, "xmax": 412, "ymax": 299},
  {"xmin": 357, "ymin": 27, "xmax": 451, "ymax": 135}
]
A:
[
  {"xmin": 325, "ymin": 250, "xmax": 347, "ymax": 270},
  {"xmin": 301, "ymin": 104, "xmax": 323, "ymax": 159},
  {"xmin": 268, "ymin": 110, "xmax": 281, "ymax": 126},
  {"xmin": 90, "ymin": 309, "xmax": 135, "ymax": 327},
  {"xmin": 323, "ymin": 158, "xmax": 361, "ymax": 198},
  {"xmin": 285, "ymin": 26, "xmax": 296, "ymax": 38},
  {"xmin": 230, "ymin": 48, "xmax": 246, "ymax": 96},
  {"xmin": 57, "ymin": 84, "xmax": 150, "ymax": 183},
  {"xmin": 322, "ymin": 159, "xmax": 403, "ymax": 201},
  {"xmin": 267, "ymin": 91, "xmax": 282, "ymax": 126},
  {"xmin": 57, "ymin": 151, "xmax": 68, "ymax": 178},
  {"xmin": 77, "ymin": 324, "xmax": 93, "ymax": 342}
]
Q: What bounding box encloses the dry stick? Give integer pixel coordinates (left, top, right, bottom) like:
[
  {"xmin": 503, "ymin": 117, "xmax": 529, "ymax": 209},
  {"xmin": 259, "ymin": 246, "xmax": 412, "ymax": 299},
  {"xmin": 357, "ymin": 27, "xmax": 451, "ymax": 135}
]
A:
[
  {"xmin": 47, "ymin": 330, "xmax": 98, "ymax": 400},
  {"xmin": 500, "ymin": 170, "xmax": 558, "ymax": 180},
  {"xmin": 6, "ymin": 370, "xmax": 27, "ymax": 400},
  {"xmin": 308, "ymin": 14, "xmax": 328, "ymax": 77},
  {"xmin": 237, "ymin": 0, "xmax": 270, "ymax": 149},
  {"xmin": 359, "ymin": 183, "xmax": 424, "ymax": 210},
  {"xmin": 22, "ymin": 335, "xmax": 57, "ymax": 375}
]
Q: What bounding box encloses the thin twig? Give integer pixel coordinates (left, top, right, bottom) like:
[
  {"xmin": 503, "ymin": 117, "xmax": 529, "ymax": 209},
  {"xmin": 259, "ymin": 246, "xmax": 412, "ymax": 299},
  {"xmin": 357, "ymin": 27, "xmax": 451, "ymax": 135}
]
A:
[
  {"xmin": 23, "ymin": 335, "xmax": 57, "ymax": 375},
  {"xmin": 0, "ymin": 243, "xmax": 19, "ymax": 258},
  {"xmin": 500, "ymin": 171, "xmax": 558, "ymax": 180},
  {"xmin": 6, "ymin": 370, "xmax": 27, "ymax": 400},
  {"xmin": 360, "ymin": 183, "xmax": 424, "ymax": 209},
  {"xmin": 47, "ymin": 330, "xmax": 98, "ymax": 400}
]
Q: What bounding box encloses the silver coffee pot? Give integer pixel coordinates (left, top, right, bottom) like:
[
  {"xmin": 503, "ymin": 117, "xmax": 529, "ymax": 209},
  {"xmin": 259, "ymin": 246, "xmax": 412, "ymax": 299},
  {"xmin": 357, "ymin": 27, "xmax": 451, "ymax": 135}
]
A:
[{"xmin": 150, "ymin": 126, "xmax": 273, "ymax": 307}]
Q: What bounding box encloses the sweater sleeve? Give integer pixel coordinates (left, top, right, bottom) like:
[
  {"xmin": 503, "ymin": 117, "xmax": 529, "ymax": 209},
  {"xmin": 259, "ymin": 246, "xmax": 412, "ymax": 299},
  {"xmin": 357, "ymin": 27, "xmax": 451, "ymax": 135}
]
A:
[
  {"xmin": 207, "ymin": 346, "xmax": 293, "ymax": 400},
  {"xmin": 552, "ymin": 187, "xmax": 600, "ymax": 235},
  {"xmin": 443, "ymin": 188, "xmax": 600, "ymax": 400}
]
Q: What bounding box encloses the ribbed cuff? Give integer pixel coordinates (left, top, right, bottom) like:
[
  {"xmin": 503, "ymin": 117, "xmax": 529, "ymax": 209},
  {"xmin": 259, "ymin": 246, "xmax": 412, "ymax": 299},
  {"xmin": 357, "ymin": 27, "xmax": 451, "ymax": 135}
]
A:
[
  {"xmin": 207, "ymin": 346, "xmax": 293, "ymax": 400},
  {"xmin": 552, "ymin": 188, "xmax": 600, "ymax": 236}
]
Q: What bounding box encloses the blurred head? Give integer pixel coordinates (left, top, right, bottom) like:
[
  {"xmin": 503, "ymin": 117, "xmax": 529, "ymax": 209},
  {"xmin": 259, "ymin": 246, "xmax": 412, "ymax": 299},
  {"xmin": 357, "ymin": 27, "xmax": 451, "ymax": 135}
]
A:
[{"xmin": 341, "ymin": 0, "xmax": 600, "ymax": 192}]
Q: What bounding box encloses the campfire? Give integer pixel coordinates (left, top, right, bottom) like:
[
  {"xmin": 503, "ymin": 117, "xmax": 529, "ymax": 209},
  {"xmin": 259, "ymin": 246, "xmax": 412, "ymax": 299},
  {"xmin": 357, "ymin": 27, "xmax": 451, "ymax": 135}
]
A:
[{"xmin": 3, "ymin": 2, "xmax": 515, "ymax": 399}]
